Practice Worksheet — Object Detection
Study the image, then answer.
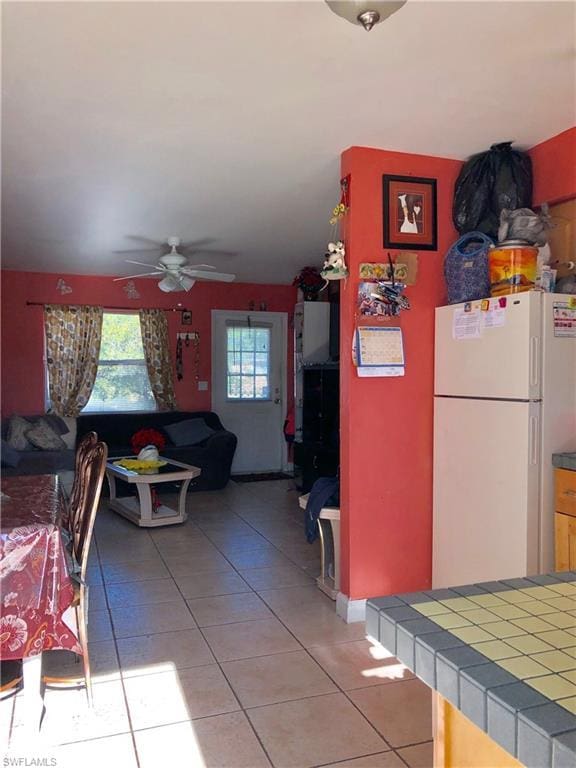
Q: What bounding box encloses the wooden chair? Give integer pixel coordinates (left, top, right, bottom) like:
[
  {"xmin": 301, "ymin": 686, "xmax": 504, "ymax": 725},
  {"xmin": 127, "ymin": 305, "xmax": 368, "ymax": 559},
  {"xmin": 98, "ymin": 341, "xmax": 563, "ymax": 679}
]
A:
[
  {"xmin": 44, "ymin": 439, "xmax": 108, "ymax": 706},
  {"xmin": 65, "ymin": 431, "xmax": 98, "ymax": 532}
]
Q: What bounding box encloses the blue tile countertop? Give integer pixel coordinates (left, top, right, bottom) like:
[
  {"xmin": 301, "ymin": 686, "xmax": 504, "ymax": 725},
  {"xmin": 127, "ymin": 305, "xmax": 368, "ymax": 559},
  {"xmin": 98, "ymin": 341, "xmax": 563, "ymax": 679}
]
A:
[
  {"xmin": 552, "ymin": 453, "xmax": 576, "ymax": 472},
  {"xmin": 366, "ymin": 572, "xmax": 576, "ymax": 768}
]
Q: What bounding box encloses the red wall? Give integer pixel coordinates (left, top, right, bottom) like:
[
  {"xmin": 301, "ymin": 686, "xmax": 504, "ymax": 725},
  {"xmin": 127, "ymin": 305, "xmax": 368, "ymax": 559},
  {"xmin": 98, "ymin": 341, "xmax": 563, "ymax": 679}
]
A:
[
  {"xmin": 529, "ymin": 126, "xmax": 576, "ymax": 206},
  {"xmin": 339, "ymin": 147, "xmax": 462, "ymax": 601},
  {"xmin": 0, "ymin": 270, "xmax": 296, "ymax": 418}
]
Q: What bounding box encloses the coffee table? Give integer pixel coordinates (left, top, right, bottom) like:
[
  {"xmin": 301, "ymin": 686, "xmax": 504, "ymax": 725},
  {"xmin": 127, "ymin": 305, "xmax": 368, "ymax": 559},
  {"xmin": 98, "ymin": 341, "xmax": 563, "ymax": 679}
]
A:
[{"xmin": 105, "ymin": 457, "xmax": 201, "ymax": 527}]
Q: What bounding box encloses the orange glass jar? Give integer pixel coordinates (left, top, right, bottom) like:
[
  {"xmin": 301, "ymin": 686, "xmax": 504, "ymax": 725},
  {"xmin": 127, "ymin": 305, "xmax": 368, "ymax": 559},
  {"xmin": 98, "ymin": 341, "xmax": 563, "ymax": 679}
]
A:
[{"xmin": 489, "ymin": 241, "xmax": 538, "ymax": 297}]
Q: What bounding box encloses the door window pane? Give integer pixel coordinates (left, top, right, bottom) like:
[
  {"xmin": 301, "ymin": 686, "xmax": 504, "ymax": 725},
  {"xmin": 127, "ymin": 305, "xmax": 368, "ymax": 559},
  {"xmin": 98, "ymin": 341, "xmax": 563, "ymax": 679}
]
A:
[{"xmin": 226, "ymin": 326, "xmax": 270, "ymax": 400}]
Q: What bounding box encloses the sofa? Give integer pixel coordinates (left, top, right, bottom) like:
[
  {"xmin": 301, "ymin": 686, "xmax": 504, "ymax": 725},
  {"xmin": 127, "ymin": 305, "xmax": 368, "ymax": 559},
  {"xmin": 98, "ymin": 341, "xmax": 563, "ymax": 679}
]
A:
[{"xmin": 1, "ymin": 411, "xmax": 237, "ymax": 492}]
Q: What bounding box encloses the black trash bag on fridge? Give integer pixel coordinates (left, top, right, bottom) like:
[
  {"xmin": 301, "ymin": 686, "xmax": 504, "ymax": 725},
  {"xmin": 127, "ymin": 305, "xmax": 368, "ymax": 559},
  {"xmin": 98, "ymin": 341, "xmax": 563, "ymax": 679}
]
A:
[{"xmin": 453, "ymin": 142, "xmax": 533, "ymax": 240}]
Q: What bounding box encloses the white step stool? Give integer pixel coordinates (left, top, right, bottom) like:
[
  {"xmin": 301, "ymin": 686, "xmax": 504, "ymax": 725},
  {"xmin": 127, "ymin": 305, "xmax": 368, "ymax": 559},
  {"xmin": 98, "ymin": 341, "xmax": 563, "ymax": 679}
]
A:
[{"xmin": 299, "ymin": 493, "xmax": 340, "ymax": 600}]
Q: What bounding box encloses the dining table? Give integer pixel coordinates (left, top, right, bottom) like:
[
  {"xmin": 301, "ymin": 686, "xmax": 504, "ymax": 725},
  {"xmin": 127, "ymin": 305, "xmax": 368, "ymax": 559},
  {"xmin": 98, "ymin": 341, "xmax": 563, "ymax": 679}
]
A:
[{"xmin": 0, "ymin": 473, "xmax": 81, "ymax": 727}]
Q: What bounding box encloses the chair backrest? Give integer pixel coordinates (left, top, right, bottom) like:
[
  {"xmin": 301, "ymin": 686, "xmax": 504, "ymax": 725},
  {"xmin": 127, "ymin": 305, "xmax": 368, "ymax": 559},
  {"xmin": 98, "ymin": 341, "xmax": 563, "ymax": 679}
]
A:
[
  {"xmin": 72, "ymin": 440, "xmax": 108, "ymax": 577},
  {"xmin": 69, "ymin": 431, "xmax": 98, "ymax": 526}
]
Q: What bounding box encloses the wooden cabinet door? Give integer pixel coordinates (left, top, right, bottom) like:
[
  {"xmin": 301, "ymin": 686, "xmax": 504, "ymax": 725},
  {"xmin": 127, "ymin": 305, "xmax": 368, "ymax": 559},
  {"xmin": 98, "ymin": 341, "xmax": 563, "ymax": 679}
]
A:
[
  {"xmin": 555, "ymin": 512, "xmax": 576, "ymax": 571},
  {"xmin": 555, "ymin": 468, "xmax": 576, "ymax": 517}
]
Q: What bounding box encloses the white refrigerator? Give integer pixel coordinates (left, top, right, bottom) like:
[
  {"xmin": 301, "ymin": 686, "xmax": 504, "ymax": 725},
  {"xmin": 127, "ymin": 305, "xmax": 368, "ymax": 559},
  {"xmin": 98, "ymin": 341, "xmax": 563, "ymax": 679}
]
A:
[{"xmin": 433, "ymin": 292, "xmax": 576, "ymax": 588}]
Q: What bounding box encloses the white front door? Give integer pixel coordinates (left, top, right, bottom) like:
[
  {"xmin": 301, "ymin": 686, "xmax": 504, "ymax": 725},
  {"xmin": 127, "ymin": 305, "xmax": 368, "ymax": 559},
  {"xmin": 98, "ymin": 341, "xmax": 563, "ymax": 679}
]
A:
[{"xmin": 211, "ymin": 310, "xmax": 287, "ymax": 474}]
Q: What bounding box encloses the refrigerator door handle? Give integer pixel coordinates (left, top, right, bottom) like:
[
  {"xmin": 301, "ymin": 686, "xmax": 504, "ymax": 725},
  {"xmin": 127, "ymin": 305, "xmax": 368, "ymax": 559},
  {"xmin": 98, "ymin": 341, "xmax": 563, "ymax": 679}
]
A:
[
  {"xmin": 529, "ymin": 415, "xmax": 539, "ymax": 465},
  {"xmin": 529, "ymin": 336, "xmax": 540, "ymax": 389}
]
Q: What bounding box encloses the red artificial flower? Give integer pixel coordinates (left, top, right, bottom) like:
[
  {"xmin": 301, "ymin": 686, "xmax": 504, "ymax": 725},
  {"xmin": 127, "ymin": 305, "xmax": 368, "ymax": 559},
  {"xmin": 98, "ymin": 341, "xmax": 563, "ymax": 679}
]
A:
[
  {"xmin": 292, "ymin": 266, "xmax": 324, "ymax": 291},
  {"xmin": 130, "ymin": 428, "xmax": 166, "ymax": 455}
]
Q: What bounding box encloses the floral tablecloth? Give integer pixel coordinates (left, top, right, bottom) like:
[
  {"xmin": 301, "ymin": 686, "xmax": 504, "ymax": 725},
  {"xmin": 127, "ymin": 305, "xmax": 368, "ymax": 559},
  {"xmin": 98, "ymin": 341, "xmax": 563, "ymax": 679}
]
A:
[{"xmin": 0, "ymin": 474, "xmax": 81, "ymax": 659}]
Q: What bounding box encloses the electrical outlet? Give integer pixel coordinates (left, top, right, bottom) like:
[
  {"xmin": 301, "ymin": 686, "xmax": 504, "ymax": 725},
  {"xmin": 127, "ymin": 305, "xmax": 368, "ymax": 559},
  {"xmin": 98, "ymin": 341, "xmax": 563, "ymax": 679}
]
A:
[{"xmin": 198, "ymin": 381, "xmax": 208, "ymax": 391}]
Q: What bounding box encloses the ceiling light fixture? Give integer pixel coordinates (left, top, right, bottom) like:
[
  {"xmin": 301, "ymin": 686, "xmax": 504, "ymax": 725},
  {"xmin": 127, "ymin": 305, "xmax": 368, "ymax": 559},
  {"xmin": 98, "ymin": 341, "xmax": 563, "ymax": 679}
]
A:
[
  {"xmin": 325, "ymin": 0, "xmax": 407, "ymax": 31},
  {"xmin": 158, "ymin": 274, "xmax": 196, "ymax": 293}
]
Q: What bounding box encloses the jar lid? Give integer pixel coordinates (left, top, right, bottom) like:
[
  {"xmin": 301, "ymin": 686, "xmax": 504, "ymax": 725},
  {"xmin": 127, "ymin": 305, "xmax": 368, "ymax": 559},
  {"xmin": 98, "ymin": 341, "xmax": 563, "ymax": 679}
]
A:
[{"xmin": 497, "ymin": 239, "xmax": 533, "ymax": 248}]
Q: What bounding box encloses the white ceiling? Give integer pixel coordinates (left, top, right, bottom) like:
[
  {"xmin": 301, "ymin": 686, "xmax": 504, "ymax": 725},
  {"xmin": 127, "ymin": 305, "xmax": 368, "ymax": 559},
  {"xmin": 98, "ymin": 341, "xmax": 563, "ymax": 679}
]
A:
[{"xmin": 2, "ymin": 1, "xmax": 575, "ymax": 284}]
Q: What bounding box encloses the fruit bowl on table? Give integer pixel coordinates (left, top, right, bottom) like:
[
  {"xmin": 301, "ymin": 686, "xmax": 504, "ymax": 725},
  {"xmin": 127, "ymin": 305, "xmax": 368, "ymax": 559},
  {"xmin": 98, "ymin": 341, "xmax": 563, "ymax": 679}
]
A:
[{"xmin": 113, "ymin": 458, "xmax": 167, "ymax": 474}]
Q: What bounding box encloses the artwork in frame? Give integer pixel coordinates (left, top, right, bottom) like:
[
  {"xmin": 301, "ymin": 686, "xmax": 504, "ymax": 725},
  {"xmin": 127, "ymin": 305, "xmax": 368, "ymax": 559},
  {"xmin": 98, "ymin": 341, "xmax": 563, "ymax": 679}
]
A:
[
  {"xmin": 181, "ymin": 310, "xmax": 192, "ymax": 325},
  {"xmin": 383, "ymin": 175, "xmax": 437, "ymax": 251}
]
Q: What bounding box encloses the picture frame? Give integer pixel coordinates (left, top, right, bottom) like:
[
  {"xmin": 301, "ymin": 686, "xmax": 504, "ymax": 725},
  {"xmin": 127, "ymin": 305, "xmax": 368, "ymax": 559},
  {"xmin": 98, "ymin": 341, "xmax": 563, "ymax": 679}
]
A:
[
  {"xmin": 383, "ymin": 175, "xmax": 437, "ymax": 251},
  {"xmin": 181, "ymin": 310, "xmax": 192, "ymax": 325}
]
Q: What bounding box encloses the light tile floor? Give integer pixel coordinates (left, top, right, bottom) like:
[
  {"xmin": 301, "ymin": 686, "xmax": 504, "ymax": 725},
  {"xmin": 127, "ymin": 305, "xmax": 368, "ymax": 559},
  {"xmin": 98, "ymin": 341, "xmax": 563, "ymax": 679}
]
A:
[{"xmin": 1, "ymin": 479, "xmax": 432, "ymax": 767}]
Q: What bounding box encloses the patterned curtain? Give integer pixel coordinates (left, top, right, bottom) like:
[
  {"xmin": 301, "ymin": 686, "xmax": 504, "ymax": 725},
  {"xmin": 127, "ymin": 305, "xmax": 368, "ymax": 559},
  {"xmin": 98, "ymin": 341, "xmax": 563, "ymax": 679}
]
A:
[
  {"xmin": 44, "ymin": 305, "xmax": 103, "ymax": 417},
  {"xmin": 139, "ymin": 309, "xmax": 177, "ymax": 411}
]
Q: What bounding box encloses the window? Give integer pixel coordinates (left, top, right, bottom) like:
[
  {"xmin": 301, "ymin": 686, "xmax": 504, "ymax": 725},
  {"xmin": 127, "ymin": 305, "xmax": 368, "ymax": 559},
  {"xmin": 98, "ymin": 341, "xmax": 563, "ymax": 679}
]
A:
[
  {"xmin": 83, "ymin": 312, "xmax": 156, "ymax": 412},
  {"xmin": 226, "ymin": 325, "xmax": 270, "ymax": 400}
]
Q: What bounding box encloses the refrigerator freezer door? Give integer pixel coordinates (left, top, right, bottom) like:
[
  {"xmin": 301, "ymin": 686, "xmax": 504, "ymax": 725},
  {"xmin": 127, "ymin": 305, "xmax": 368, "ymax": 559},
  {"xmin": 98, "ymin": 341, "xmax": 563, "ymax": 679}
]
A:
[
  {"xmin": 435, "ymin": 292, "xmax": 541, "ymax": 399},
  {"xmin": 433, "ymin": 397, "xmax": 540, "ymax": 588}
]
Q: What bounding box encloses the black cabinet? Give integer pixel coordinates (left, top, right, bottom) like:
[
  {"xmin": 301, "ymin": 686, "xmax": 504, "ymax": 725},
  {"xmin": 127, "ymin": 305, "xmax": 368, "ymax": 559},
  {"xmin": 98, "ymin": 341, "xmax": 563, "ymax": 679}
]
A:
[{"xmin": 294, "ymin": 364, "xmax": 339, "ymax": 492}]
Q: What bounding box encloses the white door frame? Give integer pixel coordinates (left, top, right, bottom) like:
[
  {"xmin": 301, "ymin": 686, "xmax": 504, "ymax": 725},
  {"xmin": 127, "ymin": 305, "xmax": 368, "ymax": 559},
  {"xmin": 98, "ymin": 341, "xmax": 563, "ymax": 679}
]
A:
[{"xmin": 211, "ymin": 309, "xmax": 289, "ymax": 473}]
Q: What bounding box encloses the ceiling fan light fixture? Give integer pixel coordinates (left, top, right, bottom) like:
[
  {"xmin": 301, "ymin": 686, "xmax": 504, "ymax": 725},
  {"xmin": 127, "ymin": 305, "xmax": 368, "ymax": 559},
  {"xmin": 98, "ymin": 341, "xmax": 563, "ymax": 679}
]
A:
[
  {"xmin": 325, "ymin": 0, "xmax": 407, "ymax": 30},
  {"xmin": 180, "ymin": 275, "xmax": 196, "ymax": 292},
  {"xmin": 158, "ymin": 273, "xmax": 196, "ymax": 293}
]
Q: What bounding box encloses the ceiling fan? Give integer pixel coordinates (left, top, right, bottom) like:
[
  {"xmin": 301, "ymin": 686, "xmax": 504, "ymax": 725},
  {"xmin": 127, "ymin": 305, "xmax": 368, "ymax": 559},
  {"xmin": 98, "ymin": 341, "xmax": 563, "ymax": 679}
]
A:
[{"xmin": 113, "ymin": 236, "xmax": 236, "ymax": 293}]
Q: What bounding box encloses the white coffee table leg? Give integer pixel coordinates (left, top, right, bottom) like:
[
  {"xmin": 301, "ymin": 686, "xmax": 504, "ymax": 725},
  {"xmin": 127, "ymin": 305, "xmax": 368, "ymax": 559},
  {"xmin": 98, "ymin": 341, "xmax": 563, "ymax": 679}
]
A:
[
  {"xmin": 21, "ymin": 654, "xmax": 44, "ymax": 732},
  {"xmin": 107, "ymin": 471, "xmax": 117, "ymax": 502},
  {"xmin": 135, "ymin": 484, "xmax": 153, "ymax": 524},
  {"xmin": 178, "ymin": 479, "xmax": 192, "ymax": 519}
]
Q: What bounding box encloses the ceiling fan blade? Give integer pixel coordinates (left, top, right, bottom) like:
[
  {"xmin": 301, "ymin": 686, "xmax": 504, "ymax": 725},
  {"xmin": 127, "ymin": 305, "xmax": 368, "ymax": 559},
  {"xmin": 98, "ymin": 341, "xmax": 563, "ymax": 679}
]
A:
[
  {"xmin": 182, "ymin": 264, "xmax": 216, "ymax": 271},
  {"xmin": 113, "ymin": 272, "xmax": 162, "ymax": 281},
  {"xmin": 185, "ymin": 270, "xmax": 235, "ymax": 283},
  {"xmin": 180, "ymin": 238, "xmax": 216, "ymax": 251},
  {"xmin": 187, "ymin": 249, "xmax": 238, "ymax": 259},
  {"xmin": 124, "ymin": 259, "xmax": 163, "ymax": 269},
  {"xmin": 113, "ymin": 247, "xmax": 161, "ymax": 254},
  {"xmin": 124, "ymin": 235, "xmax": 164, "ymax": 247}
]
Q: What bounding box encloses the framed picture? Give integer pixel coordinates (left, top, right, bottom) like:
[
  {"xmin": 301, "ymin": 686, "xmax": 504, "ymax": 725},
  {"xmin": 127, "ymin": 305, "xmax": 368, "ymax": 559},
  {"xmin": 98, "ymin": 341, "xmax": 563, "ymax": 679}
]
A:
[
  {"xmin": 383, "ymin": 175, "xmax": 437, "ymax": 251},
  {"xmin": 181, "ymin": 310, "xmax": 192, "ymax": 325}
]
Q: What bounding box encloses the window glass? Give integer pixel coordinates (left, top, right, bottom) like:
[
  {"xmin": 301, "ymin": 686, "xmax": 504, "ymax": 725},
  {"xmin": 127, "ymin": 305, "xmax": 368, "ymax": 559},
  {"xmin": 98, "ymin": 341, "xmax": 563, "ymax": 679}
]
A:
[
  {"xmin": 226, "ymin": 326, "xmax": 270, "ymax": 400},
  {"xmin": 83, "ymin": 312, "xmax": 156, "ymax": 412}
]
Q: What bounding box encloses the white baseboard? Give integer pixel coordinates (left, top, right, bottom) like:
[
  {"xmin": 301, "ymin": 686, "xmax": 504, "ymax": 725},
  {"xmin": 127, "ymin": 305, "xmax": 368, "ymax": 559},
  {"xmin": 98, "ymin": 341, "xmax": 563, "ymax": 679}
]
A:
[{"xmin": 336, "ymin": 592, "xmax": 367, "ymax": 624}]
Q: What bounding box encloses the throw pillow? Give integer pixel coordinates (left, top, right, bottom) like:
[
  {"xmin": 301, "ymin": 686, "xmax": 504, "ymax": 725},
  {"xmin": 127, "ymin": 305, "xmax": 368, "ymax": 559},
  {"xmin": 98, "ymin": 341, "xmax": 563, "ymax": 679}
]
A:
[
  {"xmin": 25, "ymin": 418, "xmax": 67, "ymax": 451},
  {"xmin": 1, "ymin": 439, "xmax": 21, "ymax": 468},
  {"xmin": 6, "ymin": 416, "xmax": 33, "ymax": 451},
  {"xmin": 60, "ymin": 417, "xmax": 77, "ymax": 450},
  {"xmin": 164, "ymin": 418, "xmax": 215, "ymax": 447},
  {"xmin": 42, "ymin": 414, "xmax": 70, "ymax": 436}
]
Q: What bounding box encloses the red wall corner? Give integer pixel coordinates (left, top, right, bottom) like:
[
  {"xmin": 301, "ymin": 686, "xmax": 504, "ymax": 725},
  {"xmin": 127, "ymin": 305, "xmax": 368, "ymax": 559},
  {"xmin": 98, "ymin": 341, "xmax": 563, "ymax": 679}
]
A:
[{"xmin": 529, "ymin": 126, "xmax": 576, "ymax": 206}]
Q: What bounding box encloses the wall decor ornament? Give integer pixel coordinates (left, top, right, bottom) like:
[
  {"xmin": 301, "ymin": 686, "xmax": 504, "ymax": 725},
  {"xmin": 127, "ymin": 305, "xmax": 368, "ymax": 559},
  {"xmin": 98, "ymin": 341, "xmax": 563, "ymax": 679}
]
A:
[
  {"xmin": 321, "ymin": 240, "xmax": 349, "ymax": 281},
  {"xmin": 383, "ymin": 175, "xmax": 437, "ymax": 251},
  {"xmin": 56, "ymin": 278, "xmax": 72, "ymax": 295},
  {"xmin": 359, "ymin": 252, "xmax": 418, "ymax": 285},
  {"xmin": 123, "ymin": 280, "xmax": 140, "ymax": 299}
]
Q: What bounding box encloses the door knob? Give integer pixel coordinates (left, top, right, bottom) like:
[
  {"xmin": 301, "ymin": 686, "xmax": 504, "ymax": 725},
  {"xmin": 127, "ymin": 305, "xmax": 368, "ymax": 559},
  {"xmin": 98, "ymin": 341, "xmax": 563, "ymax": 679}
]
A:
[{"xmin": 274, "ymin": 398, "xmax": 281, "ymax": 404}]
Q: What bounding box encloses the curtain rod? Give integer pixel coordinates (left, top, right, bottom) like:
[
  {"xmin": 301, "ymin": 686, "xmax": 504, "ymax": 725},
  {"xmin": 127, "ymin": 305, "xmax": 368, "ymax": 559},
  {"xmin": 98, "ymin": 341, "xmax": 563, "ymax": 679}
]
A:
[{"xmin": 26, "ymin": 302, "xmax": 188, "ymax": 311}]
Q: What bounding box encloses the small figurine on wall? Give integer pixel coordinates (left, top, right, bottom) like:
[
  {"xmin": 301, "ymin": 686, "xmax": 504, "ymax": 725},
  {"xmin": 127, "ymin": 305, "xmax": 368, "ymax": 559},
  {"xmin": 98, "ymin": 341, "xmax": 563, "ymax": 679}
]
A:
[{"xmin": 321, "ymin": 240, "xmax": 348, "ymax": 281}]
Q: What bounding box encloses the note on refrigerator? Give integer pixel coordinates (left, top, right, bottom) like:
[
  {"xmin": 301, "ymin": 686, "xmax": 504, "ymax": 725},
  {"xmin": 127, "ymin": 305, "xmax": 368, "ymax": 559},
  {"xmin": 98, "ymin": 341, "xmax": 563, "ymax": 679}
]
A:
[
  {"xmin": 481, "ymin": 306, "xmax": 506, "ymax": 330},
  {"xmin": 453, "ymin": 307, "xmax": 481, "ymax": 340}
]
